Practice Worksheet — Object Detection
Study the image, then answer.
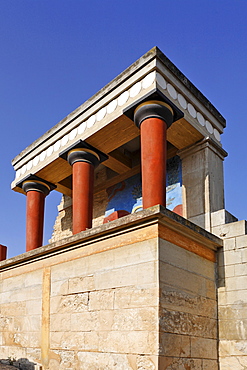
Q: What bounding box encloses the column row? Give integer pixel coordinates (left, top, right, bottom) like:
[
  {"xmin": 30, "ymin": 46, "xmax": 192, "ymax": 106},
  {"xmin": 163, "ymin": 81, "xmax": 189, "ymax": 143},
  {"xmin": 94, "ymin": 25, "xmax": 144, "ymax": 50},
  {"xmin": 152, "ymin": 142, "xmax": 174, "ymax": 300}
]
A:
[{"xmin": 22, "ymin": 100, "xmax": 174, "ymax": 252}]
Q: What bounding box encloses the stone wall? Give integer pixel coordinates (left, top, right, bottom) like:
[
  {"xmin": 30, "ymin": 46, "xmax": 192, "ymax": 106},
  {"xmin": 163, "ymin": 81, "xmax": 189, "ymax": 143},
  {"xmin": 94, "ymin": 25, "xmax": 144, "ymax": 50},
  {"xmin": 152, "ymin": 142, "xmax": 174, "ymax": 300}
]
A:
[
  {"xmin": 212, "ymin": 214, "xmax": 247, "ymax": 370},
  {"xmin": 0, "ymin": 207, "xmax": 221, "ymax": 369}
]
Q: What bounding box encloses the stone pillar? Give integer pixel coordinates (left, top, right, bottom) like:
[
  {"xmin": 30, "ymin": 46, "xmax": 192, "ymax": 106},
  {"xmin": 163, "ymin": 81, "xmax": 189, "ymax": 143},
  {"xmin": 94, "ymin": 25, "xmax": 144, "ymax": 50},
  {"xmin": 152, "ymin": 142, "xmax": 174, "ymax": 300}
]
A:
[
  {"xmin": 134, "ymin": 100, "xmax": 174, "ymax": 209},
  {"xmin": 22, "ymin": 180, "xmax": 51, "ymax": 252},
  {"xmin": 179, "ymin": 137, "xmax": 227, "ymax": 231},
  {"xmin": 68, "ymin": 148, "xmax": 100, "ymax": 234}
]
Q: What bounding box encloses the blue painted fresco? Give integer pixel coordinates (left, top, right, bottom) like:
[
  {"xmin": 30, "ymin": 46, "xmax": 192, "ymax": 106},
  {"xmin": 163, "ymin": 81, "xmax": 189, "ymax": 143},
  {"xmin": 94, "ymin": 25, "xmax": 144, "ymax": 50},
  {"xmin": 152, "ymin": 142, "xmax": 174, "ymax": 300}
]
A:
[{"xmin": 105, "ymin": 156, "xmax": 183, "ymax": 217}]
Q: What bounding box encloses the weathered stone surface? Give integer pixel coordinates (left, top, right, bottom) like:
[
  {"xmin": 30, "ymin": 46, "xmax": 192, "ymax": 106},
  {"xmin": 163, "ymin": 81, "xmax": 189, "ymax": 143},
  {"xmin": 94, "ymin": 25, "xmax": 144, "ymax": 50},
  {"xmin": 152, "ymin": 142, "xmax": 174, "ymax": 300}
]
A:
[
  {"xmin": 219, "ymin": 356, "xmax": 247, "ymax": 370},
  {"xmin": 160, "ymin": 308, "xmax": 217, "ymax": 338},
  {"xmin": 212, "ymin": 220, "xmax": 247, "ymax": 239},
  {"xmin": 89, "ymin": 289, "xmax": 114, "ymax": 311},
  {"xmin": 50, "ymin": 292, "xmax": 89, "ymax": 314},
  {"xmin": 159, "ymin": 356, "xmax": 203, "ymax": 369},
  {"xmin": 190, "ymin": 337, "xmax": 217, "ymax": 359},
  {"xmin": 160, "ymin": 284, "xmax": 217, "ymax": 318},
  {"xmin": 160, "ymin": 261, "xmax": 215, "ymax": 299},
  {"xmin": 159, "ymin": 333, "xmax": 190, "ymax": 357},
  {"xmin": 159, "ymin": 239, "xmax": 215, "ymax": 280}
]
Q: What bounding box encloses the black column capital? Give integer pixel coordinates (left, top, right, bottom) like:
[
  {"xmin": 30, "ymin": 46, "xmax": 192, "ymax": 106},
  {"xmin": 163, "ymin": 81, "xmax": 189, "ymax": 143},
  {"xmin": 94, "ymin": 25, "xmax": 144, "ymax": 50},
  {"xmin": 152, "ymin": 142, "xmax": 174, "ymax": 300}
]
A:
[
  {"xmin": 67, "ymin": 148, "xmax": 100, "ymax": 167},
  {"xmin": 134, "ymin": 100, "xmax": 174, "ymax": 128},
  {"xmin": 22, "ymin": 180, "xmax": 51, "ymax": 196},
  {"xmin": 59, "ymin": 139, "xmax": 108, "ymax": 168}
]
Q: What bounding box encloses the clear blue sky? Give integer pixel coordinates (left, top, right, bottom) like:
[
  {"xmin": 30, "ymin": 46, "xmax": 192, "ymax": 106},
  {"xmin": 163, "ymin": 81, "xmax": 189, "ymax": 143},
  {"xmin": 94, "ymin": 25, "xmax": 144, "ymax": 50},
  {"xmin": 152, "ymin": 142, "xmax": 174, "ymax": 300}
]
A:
[{"xmin": 1, "ymin": 0, "xmax": 247, "ymax": 257}]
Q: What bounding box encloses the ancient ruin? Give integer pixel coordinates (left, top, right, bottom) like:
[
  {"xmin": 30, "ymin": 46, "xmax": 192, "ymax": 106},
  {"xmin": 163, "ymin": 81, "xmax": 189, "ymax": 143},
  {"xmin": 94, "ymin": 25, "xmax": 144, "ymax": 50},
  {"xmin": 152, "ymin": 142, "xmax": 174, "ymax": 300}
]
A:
[{"xmin": 0, "ymin": 47, "xmax": 245, "ymax": 369}]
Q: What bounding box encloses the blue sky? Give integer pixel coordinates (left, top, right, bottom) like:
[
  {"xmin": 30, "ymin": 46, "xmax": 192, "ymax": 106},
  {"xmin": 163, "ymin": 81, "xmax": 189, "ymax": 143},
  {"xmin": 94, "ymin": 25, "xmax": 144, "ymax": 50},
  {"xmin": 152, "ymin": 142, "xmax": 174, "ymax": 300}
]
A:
[{"xmin": 1, "ymin": 0, "xmax": 247, "ymax": 257}]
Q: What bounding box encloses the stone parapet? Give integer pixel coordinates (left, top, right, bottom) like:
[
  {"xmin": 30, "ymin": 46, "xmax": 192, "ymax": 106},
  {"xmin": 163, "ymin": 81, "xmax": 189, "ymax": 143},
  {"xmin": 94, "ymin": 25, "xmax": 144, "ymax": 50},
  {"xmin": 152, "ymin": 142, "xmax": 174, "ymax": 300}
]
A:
[{"xmin": 0, "ymin": 206, "xmax": 221, "ymax": 369}]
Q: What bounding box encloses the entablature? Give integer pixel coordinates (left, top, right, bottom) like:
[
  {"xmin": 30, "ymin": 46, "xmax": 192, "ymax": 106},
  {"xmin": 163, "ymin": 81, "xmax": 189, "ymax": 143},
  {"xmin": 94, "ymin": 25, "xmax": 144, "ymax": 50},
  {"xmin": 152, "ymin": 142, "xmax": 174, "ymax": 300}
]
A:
[{"xmin": 12, "ymin": 47, "xmax": 226, "ymax": 197}]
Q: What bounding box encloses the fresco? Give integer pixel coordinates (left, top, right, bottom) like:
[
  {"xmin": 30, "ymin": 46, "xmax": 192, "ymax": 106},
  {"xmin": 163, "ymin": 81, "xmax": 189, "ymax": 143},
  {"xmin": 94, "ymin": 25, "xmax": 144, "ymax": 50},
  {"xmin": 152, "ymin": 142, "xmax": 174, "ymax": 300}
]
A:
[{"xmin": 105, "ymin": 156, "xmax": 183, "ymax": 218}]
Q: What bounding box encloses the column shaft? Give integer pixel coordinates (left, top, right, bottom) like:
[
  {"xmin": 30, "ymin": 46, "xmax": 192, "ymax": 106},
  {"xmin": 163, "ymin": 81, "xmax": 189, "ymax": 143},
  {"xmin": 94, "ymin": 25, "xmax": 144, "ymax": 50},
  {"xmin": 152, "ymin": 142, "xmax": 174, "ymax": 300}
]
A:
[
  {"xmin": 26, "ymin": 190, "xmax": 45, "ymax": 251},
  {"xmin": 72, "ymin": 161, "xmax": 94, "ymax": 233},
  {"xmin": 140, "ymin": 117, "xmax": 167, "ymax": 208}
]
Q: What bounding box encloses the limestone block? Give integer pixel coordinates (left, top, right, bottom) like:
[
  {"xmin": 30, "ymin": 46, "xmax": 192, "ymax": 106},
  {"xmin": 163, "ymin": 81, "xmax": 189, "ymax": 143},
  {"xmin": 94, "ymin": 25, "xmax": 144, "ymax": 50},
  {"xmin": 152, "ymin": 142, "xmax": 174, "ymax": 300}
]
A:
[
  {"xmin": 114, "ymin": 286, "xmax": 158, "ymax": 309},
  {"xmin": 111, "ymin": 307, "xmax": 157, "ymax": 331},
  {"xmin": 0, "ymin": 345, "xmax": 10, "ymax": 360},
  {"xmin": 160, "ymin": 261, "xmax": 213, "ymax": 298},
  {"xmin": 224, "ymin": 249, "xmax": 242, "ymax": 266},
  {"xmin": 22, "ymin": 315, "xmax": 41, "ymax": 332},
  {"xmin": 77, "ymin": 351, "xmax": 134, "ymax": 370},
  {"xmin": 223, "ymin": 237, "xmax": 236, "ymax": 251},
  {"xmin": 202, "ymin": 359, "xmax": 218, "ymax": 370},
  {"xmin": 241, "ymin": 249, "xmax": 247, "ymax": 263},
  {"xmin": 206, "ymin": 279, "xmax": 217, "ymax": 300},
  {"xmin": 50, "ymin": 331, "xmax": 84, "ymax": 350},
  {"xmin": 50, "ymin": 313, "xmax": 71, "ymax": 332},
  {"xmin": 212, "ymin": 220, "xmax": 247, "ymax": 239},
  {"xmin": 159, "ymin": 332, "xmax": 190, "ymax": 357},
  {"xmin": 234, "ymin": 263, "xmax": 247, "ymax": 276},
  {"xmin": 189, "ymin": 213, "xmax": 208, "ymax": 230},
  {"xmin": 71, "ymin": 311, "xmax": 99, "ymax": 332},
  {"xmin": 219, "ymin": 304, "xmax": 247, "ymax": 321},
  {"xmin": 182, "ymin": 171, "xmax": 205, "ymax": 218},
  {"xmin": 94, "ymin": 261, "xmax": 157, "ymax": 290},
  {"xmin": 159, "ymin": 239, "xmax": 215, "ymax": 280},
  {"xmin": 68, "ymin": 274, "xmax": 95, "ymax": 294},
  {"xmin": 226, "ymin": 276, "xmax": 247, "ymax": 291},
  {"xmin": 28, "ymin": 332, "xmax": 40, "ymax": 348},
  {"xmin": 50, "ymin": 279, "xmax": 68, "ymax": 296},
  {"xmin": 23, "ymin": 270, "xmax": 43, "ymax": 288},
  {"xmin": 224, "ymin": 290, "xmax": 247, "ymax": 305},
  {"xmin": 219, "ymin": 339, "xmax": 247, "ymax": 356},
  {"xmin": 83, "ymin": 331, "xmax": 99, "ymax": 351},
  {"xmin": 50, "ymin": 292, "xmax": 89, "ymax": 314},
  {"xmin": 224, "ymin": 265, "xmax": 235, "ymax": 278},
  {"xmin": 160, "ymin": 307, "xmax": 217, "ymax": 338},
  {"xmin": 89, "ymin": 289, "xmax": 114, "ymax": 311},
  {"xmin": 12, "ymin": 331, "xmax": 29, "ymax": 347},
  {"xmin": 219, "ymin": 356, "xmax": 247, "ymax": 370},
  {"xmin": 51, "ymin": 256, "xmax": 89, "ymax": 282},
  {"xmin": 98, "ymin": 330, "xmax": 157, "ymax": 355},
  {"xmin": 236, "ymin": 234, "xmax": 247, "ymax": 249},
  {"xmin": 0, "ymin": 290, "xmax": 11, "ymax": 304},
  {"xmin": 0, "ymin": 301, "xmax": 26, "ymax": 316},
  {"xmin": 25, "ymin": 299, "xmax": 42, "ymax": 315},
  {"xmin": 211, "ymin": 209, "xmax": 238, "ymax": 228},
  {"xmin": 2, "ymin": 274, "xmax": 25, "ymax": 292},
  {"xmin": 219, "ymin": 318, "xmax": 247, "ymax": 340},
  {"xmin": 113, "ymin": 239, "xmax": 157, "ymax": 270},
  {"xmin": 160, "ymin": 283, "xmax": 217, "ymax": 318},
  {"xmin": 49, "ymin": 350, "xmax": 77, "ymax": 370},
  {"xmin": 136, "ymin": 355, "xmax": 157, "ymax": 369},
  {"xmin": 190, "ymin": 337, "xmax": 217, "ymax": 359},
  {"xmin": 159, "ymin": 356, "xmax": 203, "ymax": 369}
]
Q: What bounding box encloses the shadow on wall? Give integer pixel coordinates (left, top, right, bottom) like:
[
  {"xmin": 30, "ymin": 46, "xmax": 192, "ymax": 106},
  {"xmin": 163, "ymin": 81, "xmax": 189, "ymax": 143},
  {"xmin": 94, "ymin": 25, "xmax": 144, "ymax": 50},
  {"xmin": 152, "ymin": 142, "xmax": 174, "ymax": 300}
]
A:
[{"xmin": 0, "ymin": 358, "xmax": 41, "ymax": 370}]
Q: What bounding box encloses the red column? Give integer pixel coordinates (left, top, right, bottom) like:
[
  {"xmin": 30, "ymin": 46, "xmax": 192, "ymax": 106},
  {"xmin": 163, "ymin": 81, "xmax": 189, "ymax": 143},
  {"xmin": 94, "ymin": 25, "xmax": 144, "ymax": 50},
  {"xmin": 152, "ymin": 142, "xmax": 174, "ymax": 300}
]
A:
[
  {"xmin": 68, "ymin": 148, "xmax": 100, "ymax": 234},
  {"xmin": 22, "ymin": 181, "xmax": 50, "ymax": 252},
  {"xmin": 0, "ymin": 245, "xmax": 7, "ymax": 261},
  {"xmin": 134, "ymin": 101, "xmax": 174, "ymax": 209},
  {"xmin": 72, "ymin": 161, "xmax": 94, "ymax": 233}
]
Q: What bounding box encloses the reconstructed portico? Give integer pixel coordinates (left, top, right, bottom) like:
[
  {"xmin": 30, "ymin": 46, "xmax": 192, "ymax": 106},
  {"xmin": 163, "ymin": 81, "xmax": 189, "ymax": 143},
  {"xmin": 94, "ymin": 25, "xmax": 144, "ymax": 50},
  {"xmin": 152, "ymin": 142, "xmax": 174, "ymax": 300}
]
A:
[
  {"xmin": 11, "ymin": 47, "xmax": 226, "ymax": 250},
  {"xmin": 1, "ymin": 47, "xmax": 244, "ymax": 369}
]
